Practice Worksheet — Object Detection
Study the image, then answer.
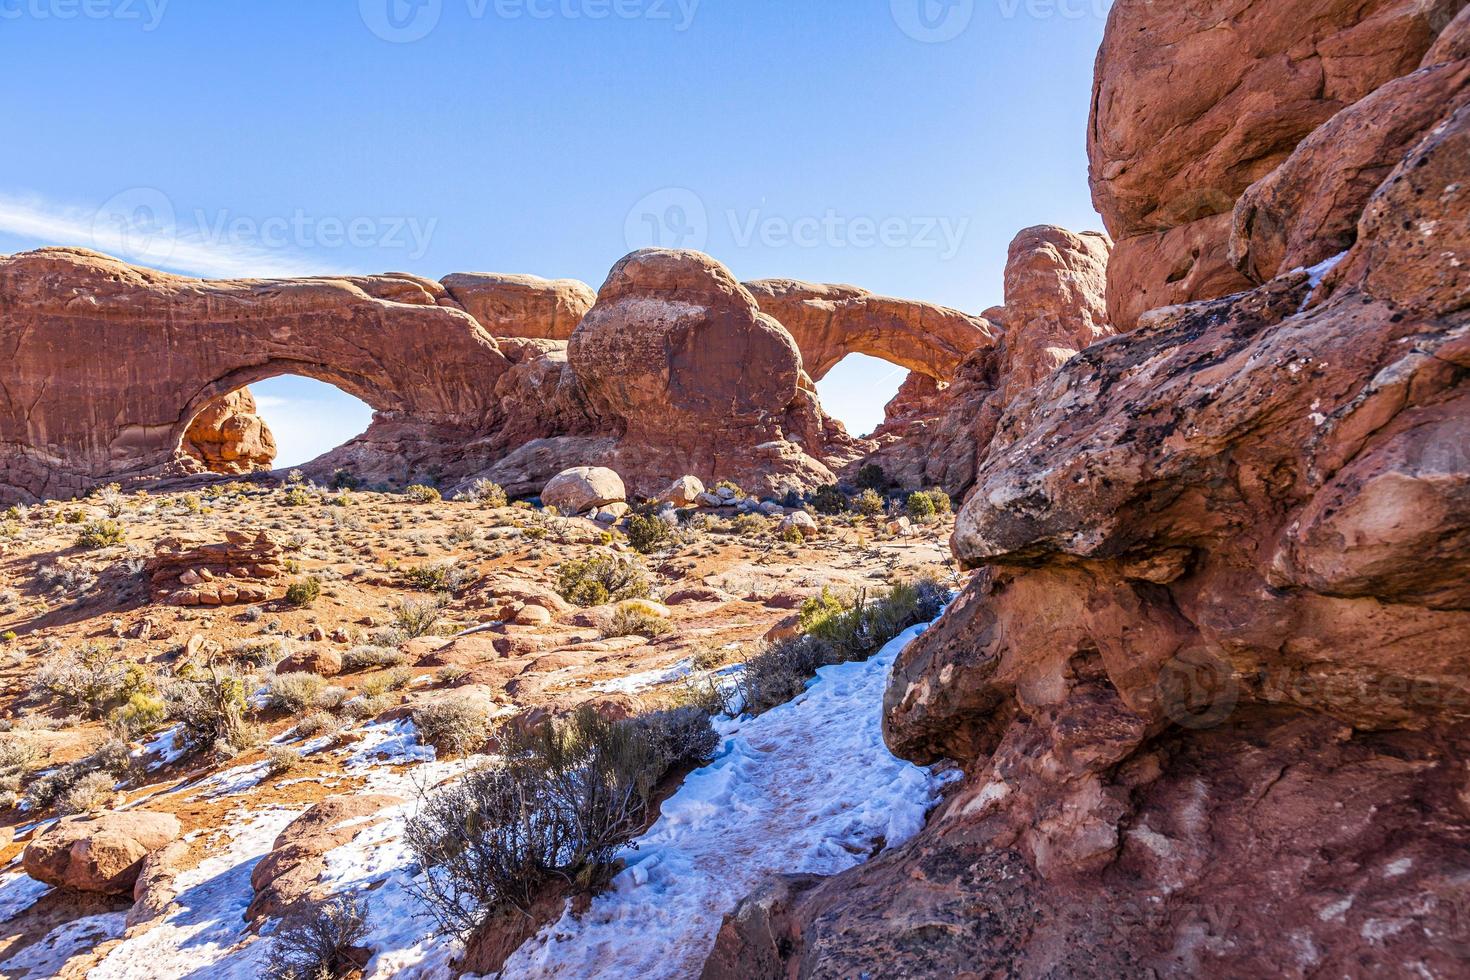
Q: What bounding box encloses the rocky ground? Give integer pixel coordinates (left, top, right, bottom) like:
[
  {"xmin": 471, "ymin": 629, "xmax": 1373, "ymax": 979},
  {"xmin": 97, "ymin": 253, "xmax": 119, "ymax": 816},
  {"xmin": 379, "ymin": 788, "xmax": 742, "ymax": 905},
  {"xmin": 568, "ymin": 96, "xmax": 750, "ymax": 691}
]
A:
[{"xmin": 0, "ymin": 476, "xmax": 956, "ymax": 977}]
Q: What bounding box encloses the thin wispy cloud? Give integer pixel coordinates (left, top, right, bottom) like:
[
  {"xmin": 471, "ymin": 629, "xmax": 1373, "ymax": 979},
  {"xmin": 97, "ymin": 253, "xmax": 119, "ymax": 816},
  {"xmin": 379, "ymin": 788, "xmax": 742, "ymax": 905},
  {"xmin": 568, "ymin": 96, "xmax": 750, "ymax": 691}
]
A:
[{"xmin": 0, "ymin": 191, "xmax": 355, "ymax": 280}]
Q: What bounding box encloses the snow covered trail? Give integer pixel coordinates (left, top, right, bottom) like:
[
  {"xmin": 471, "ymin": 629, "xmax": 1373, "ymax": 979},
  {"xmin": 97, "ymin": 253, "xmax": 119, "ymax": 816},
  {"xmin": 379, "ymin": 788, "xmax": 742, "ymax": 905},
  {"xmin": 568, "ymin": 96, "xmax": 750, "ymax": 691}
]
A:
[{"xmin": 499, "ymin": 617, "xmax": 954, "ymax": 979}]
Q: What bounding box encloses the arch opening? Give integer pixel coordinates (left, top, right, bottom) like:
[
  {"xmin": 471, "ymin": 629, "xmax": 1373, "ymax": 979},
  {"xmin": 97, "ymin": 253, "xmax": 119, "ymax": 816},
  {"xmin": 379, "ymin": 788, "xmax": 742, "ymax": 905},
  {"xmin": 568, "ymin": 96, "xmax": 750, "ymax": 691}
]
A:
[
  {"xmin": 814, "ymin": 353, "xmax": 910, "ymax": 439},
  {"xmin": 180, "ymin": 373, "xmax": 376, "ymax": 474}
]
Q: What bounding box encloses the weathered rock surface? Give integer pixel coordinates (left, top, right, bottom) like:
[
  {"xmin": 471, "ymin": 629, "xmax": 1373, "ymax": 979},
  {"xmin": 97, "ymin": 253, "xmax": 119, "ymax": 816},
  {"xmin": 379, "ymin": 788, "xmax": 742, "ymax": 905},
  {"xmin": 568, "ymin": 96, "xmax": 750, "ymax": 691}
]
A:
[
  {"xmin": 144, "ymin": 530, "xmax": 286, "ymax": 606},
  {"xmin": 1089, "ymin": 0, "xmax": 1465, "ymax": 326},
  {"xmin": 181, "ymin": 389, "xmax": 276, "ymax": 474},
  {"xmin": 247, "ymin": 794, "xmax": 404, "ymax": 923},
  {"xmin": 440, "ymin": 272, "xmax": 595, "ymax": 340},
  {"xmin": 708, "ymin": 5, "xmax": 1470, "ymax": 977},
  {"xmin": 0, "ymin": 249, "xmax": 511, "ymax": 501},
  {"xmin": 567, "ymin": 249, "xmax": 860, "ymax": 497},
  {"xmin": 541, "ymin": 466, "xmax": 626, "ymax": 515},
  {"xmin": 859, "ymin": 225, "xmax": 1111, "ymax": 496},
  {"xmin": 744, "ymin": 279, "xmax": 996, "ymax": 382},
  {"xmin": 23, "ymin": 811, "xmax": 182, "ymax": 895}
]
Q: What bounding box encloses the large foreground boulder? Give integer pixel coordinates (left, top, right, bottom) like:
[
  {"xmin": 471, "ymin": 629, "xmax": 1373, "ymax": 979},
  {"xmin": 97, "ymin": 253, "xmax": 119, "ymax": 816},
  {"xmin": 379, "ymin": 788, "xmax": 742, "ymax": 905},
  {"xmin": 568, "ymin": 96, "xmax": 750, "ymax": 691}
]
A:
[
  {"xmin": 541, "ymin": 466, "xmax": 626, "ymax": 515},
  {"xmin": 23, "ymin": 811, "xmax": 181, "ymax": 895}
]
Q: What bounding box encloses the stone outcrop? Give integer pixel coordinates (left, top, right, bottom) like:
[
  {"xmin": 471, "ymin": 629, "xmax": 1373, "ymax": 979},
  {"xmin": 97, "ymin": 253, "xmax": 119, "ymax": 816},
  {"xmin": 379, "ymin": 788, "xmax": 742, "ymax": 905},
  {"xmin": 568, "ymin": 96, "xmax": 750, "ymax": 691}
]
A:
[
  {"xmin": 441, "ymin": 272, "xmax": 595, "ymax": 340},
  {"xmin": 541, "ymin": 466, "xmax": 626, "ymax": 515},
  {"xmin": 1089, "ymin": 0, "xmax": 1466, "ymax": 327},
  {"xmin": 180, "ymin": 389, "xmax": 276, "ymax": 475},
  {"xmin": 859, "ymin": 225, "xmax": 1111, "ymax": 496},
  {"xmin": 247, "ymin": 794, "xmax": 404, "ymax": 923},
  {"xmin": 706, "ymin": 3, "xmax": 1470, "ymax": 976},
  {"xmin": 145, "ymin": 530, "xmax": 286, "ymax": 606},
  {"xmin": 23, "ymin": 811, "xmax": 182, "ymax": 895},
  {"xmin": 0, "ymin": 248, "xmax": 512, "ymax": 501},
  {"xmin": 560, "ymin": 249, "xmax": 862, "ymax": 497},
  {"xmin": 744, "ymin": 279, "xmax": 996, "ymax": 382}
]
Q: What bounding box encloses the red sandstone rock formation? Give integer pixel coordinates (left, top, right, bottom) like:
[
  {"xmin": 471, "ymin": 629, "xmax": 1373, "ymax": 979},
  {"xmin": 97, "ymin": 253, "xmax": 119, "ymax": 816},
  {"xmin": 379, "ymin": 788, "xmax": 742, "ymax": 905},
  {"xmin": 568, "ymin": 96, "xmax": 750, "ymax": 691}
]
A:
[
  {"xmin": 180, "ymin": 389, "xmax": 276, "ymax": 474},
  {"xmin": 743, "ymin": 279, "xmax": 996, "ymax": 382},
  {"xmin": 859, "ymin": 225, "xmax": 1111, "ymax": 496},
  {"xmin": 23, "ymin": 811, "xmax": 182, "ymax": 895},
  {"xmin": 1089, "ymin": 0, "xmax": 1464, "ymax": 328},
  {"xmin": 705, "ymin": 5, "xmax": 1470, "ymax": 976},
  {"xmin": 145, "ymin": 530, "xmax": 287, "ymax": 607},
  {"xmin": 440, "ymin": 272, "xmax": 595, "ymax": 340}
]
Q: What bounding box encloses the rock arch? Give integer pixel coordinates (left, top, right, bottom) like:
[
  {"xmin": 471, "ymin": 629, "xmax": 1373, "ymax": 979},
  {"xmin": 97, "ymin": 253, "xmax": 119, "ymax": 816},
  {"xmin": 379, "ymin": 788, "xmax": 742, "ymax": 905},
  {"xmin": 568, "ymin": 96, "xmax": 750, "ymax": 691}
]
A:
[
  {"xmin": 743, "ymin": 280, "xmax": 998, "ymax": 383},
  {"xmin": 0, "ymin": 248, "xmax": 512, "ymax": 501}
]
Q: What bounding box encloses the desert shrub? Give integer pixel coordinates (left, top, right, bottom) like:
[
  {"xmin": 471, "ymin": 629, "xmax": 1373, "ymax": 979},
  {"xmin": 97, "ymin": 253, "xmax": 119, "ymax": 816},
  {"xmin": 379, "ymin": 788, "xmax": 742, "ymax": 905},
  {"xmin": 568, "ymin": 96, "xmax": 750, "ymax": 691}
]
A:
[
  {"xmin": 265, "ymin": 893, "xmax": 370, "ymax": 980},
  {"xmin": 35, "ymin": 644, "xmax": 150, "ymax": 719},
  {"xmin": 0, "ymin": 733, "xmax": 40, "ymax": 804},
  {"xmin": 342, "ymin": 645, "xmax": 407, "ymax": 672},
  {"xmin": 403, "ymin": 560, "xmax": 470, "ymax": 593},
  {"xmin": 603, "ymin": 606, "xmax": 673, "ymax": 639},
  {"xmin": 632, "ymin": 706, "xmax": 720, "ymax": 768},
  {"xmin": 93, "ymin": 483, "xmax": 127, "ymax": 518},
  {"xmin": 107, "ymin": 690, "xmax": 168, "ymax": 740},
  {"xmin": 853, "ymin": 488, "xmax": 885, "ymax": 517},
  {"xmin": 58, "ymin": 771, "xmax": 118, "ymax": 814},
  {"xmin": 739, "ymin": 578, "xmax": 947, "ymax": 715},
  {"xmin": 392, "ymin": 597, "xmax": 446, "ymax": 638},
  {"xmin": 23, "ymin": 739, "xmax": 132, "ymax": 813},
  {"xmin": 330, "ymin": 469, "xmax": 361, "ymax": 491},
  {"xmin": 267, "ymin": 745, "xmax": 304, "ymax": 777},
  {"xmin": 406, "ymin": 484, "xmax": 442, "ymax": 504},
  {"xmin": 162, "ymin": 666, "xmax": 257, "ymax": 756},
  {"xmin": 406, "ymin": 706, "xmax": 716, "ymax": 937},
  {"xmin": 730, "ymin": 513, "xmax": 768, "ymax": 538},
  {"xmin": 713, "ymin": 480, "xmax": 745, "ymax": 498},
  {"xmin": 810, "ymin": 485, "xmax": 849, "ymax": 515},
  {"xmin": 555, "ymin": 554, "xmax": 651, "ymax": 608},
  {"xmin": 280, "ymin": 486, "xmax": 313, "ymax": 508},
  {"xmin": 284, "ymin": 577, "xmax": 322, "ymax": 608},
  {"xmin": 924, "ymin": 487, "xmax": 953, "ymax": 515},
  {"xmin": 75, "ymin": 519, "xmax": 126, "ymax": 550},
  {"xmin": 292, "ymin": 711, "xmax": 341, "ymax": 740},
  {"xmin": 412, "ymin": 692, "xmax": 493, "ymax": 756},
  {"xmin": 230, "ymin": 638, "xmax": 290, "ymax": 669},
  {"xmin": 459, "ymin": 479, "xmax": 508, "ymax": 508},
  {"xmin": 435, "ymin": 664, "xmax": 469, "ymax": 686},
  {"xmin": 360, "ymin": 667, "xmax": 413, "ymax": 699},
  {"xmin": 624, "ymin": 513, "xmax": 672, "ymax": 554},
  {"xmin": 267, "ymin": 672, "xmax": 332, "ymax": 715},
  {"xmin": 779, "ymin": 524, "xmax": 805, "ymax": 544},
  {"xmin": 856, "ymin": 464, "xmax": 888, "ymax": 492},
  {"xmin": 906, "ymin": 490, "xmax": 938, "ymax": 521},
  {"xmin": 342, "ymin": 693, "xmax": 392, "ymax": 721}
]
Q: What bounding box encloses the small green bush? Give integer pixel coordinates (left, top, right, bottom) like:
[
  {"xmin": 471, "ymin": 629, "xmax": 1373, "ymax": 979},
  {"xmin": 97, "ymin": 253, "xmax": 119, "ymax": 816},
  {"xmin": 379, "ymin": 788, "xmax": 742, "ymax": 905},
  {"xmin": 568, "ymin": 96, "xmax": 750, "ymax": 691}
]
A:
[
  {"xmin": 342, "ymin": 645, "xmax": 407, "ymax": 672},
  {"xmin": 393, "ymin": 597, "xmax": 446, "ymax": 638},
  {"xmin": 285, "ymin": 577, "xmax": 322, "ymax": 608},
  {"xmin": 406, "ymin": 484, "xmax": 442, "ymax": 504},
  {"xmin": 403, "ymin": 560, "xmax": 469, "ymax": 593},
  {"xmin": 811, "ymin": 485, "xmax": 849, "ymax": 515},
  {"xmin": 163, "ymin": 666, "xmax": 257, "ymax": 756},
  {"xmin": 555, "ymin": 554, "xmax": 652, "ymax": 607},
  {"xmin": 266, "ymin": 672, "xmax": 332, "ymax": 715},
  {"xmin": 459, "ymin": 479, "xmax": 508, "ymax": 508},
  {"xmin": 280, "ymin": 486, "xmax": 313, "ymax": 508},
  {"xmin": 604, "ymin": 606, "xmax": 674, "ymax": 639},
  {"xmin": 856, "ymin": 464, "xmax": 888, "ymax": 492},
  {"xmin": 35, "ymin": 644, "xmax": 150, "ymax": 719},
  {"xmin": 75, "ymin": 519, "xmax": 126, "ymax": 550},
  {"xmin": 625, "ymin": 513, "xmax": 672, "ymax": 554},
  {"xmin": 906, "ymin": 491, "xmax": 938, "ymax": 521},
  {"xmin": 412, "ymin": 692, "xmax": 493, "ymax": 756},
  {"xmin": 853, "ymin": 488, "xmax": 885, "ymax": 517}
]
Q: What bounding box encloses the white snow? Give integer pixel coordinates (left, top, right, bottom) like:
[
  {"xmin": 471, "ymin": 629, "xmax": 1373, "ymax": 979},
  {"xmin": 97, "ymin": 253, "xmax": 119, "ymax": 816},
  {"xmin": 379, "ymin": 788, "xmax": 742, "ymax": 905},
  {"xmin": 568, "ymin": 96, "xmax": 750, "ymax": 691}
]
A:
[
  {"xmin": 0, "ymin": 870, "xmax": 52, "ymax": 921},
  {"xmin": 135, "ymin": 724, "xmax": 188, "ymax": 769},
  {"xmin": 343, "ymin": 719, "xmax": 437, "ymax": 770},
  {"xmin": 0, "ymin": 910, "xmax": 126, "ymax": 977},
  {"xmin": 88, "ymin": 807, "xmax": 301, "ymax": 980},
  {"xmin": 499, "ymin": 617, "xmax": 955, "ymax": 979},
  {"xmin": 592, "ymin": 657, "xmax": 693, "ymax": 694}
]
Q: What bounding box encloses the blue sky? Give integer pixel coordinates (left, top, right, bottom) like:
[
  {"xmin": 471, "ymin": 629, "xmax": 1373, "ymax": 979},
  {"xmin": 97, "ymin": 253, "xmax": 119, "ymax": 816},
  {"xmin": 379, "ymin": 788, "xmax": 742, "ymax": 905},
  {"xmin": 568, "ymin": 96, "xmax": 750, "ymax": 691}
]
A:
[{"xmin": 0, "ymin": 0, "xmax": 1110, "ymax": 462}]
